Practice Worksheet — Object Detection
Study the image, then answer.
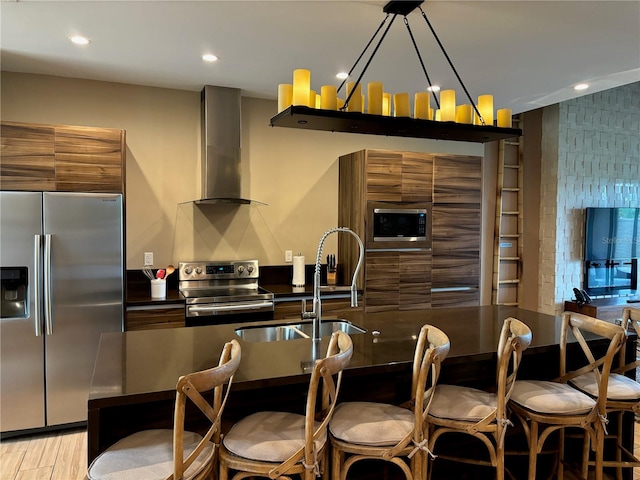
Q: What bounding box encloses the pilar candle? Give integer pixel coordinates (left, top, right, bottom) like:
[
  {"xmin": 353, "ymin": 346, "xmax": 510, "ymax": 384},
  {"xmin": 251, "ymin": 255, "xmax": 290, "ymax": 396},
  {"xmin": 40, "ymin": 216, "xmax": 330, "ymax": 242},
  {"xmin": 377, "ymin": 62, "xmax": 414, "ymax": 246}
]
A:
[
  {"xmin": 414, "ymin": 92, "xmax": 431, "ymax": 119},
  {"xmin": 346, "ymin": 82, "xmax": 362, "ymax": 112},
  {"xmin": 440, "ymin": 90, "xmax": 456, "ymax": 122},
  {"xmin": 477, "ymin": 94, "xmax": 494, "ymax": 125},
  {"xmin": 292, "ymin": 69, "xmax": 311, "ymax": 106},
  {"xmin": 456, "ymin": 104, "xmax": 473, "ymax": 124},
  {"xmin": 394, "ymin": 93, "xmax": 410, "ymax": 117},
  {"xmin": 367, "ymin": 82, "xmax": 383, "ymax": 115},
  {"xmin": 320, "ymin": 85, "xmax": 337, "ymax": 110},
  {"xmin": 497, "ymin": 108, "xmax": 512, "ymax": 128},
  {"xmin": 277, "ymin": 84, "xmax": 293, "ymax": 113}
]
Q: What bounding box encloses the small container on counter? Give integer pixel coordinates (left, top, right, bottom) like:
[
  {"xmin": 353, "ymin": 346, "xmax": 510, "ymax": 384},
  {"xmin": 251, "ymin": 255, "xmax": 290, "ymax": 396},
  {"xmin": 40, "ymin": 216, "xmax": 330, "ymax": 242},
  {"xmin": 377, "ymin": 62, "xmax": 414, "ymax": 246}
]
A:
[{"xmin": 150, "ymin": 279, "xmax": 166, "ymax": 299}]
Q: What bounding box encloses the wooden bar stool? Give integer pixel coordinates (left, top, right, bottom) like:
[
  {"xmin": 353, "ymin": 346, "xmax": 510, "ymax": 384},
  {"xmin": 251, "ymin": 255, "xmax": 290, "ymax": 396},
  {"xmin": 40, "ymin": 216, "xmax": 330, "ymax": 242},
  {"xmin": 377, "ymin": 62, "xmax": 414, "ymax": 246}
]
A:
[
  {"xmin": 219, "ymin": 331, "xmax": 353, "ymax": 480},
  {"xmin": 88, "ymin": 339, "xmax": 241, "ymax": 480},
  {"xmin": 509, "ymin": 311, "xmax": 626, "ymax": 480},
  {"xmin": 427, "ymin": 317, "xmax": 532, "ymax": 480},
  {"xmin": 569, "ymin": 307, "xmax": 640, "ymax": 479},
  {"xmin": 328, "ymin": 324, "xmax": 450, "ymax": 480}
]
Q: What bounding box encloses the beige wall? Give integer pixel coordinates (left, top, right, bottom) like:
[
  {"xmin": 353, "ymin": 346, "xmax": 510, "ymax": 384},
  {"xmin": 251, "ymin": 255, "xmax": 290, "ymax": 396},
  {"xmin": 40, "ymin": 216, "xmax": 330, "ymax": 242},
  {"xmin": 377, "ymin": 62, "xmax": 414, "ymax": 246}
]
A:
[{"xmin": 1, "ymin": 72, "xmax": 482, "ymax": 270}]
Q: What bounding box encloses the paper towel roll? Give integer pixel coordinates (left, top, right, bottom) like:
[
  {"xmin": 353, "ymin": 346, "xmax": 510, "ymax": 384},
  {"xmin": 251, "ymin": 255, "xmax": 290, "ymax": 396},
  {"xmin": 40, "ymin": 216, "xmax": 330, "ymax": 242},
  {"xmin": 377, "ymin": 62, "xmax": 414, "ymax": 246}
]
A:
[{"xmin": 292, "ymin": 255, "xmax": 305, "ymax": 287}]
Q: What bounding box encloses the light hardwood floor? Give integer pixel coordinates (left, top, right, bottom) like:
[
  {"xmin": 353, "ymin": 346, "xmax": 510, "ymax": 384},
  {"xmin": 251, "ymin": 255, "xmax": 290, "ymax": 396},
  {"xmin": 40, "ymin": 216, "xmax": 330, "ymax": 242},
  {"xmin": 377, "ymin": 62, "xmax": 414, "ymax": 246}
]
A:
[
  {"xmin": 0, "ymin": 424, "xmax": 638, "ymax": 479},
  {"xmin": 0, "ymin": 428, "xmax": 87, "ymax": 480}
]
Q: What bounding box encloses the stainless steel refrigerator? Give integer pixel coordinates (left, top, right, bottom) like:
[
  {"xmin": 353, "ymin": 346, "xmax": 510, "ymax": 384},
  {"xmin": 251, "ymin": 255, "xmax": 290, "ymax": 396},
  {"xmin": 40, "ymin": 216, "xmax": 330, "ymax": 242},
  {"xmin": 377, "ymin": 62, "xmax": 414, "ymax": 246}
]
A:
[{"xmin": 0, "ymin": 191, "xmax": 124, "ymax": 433}]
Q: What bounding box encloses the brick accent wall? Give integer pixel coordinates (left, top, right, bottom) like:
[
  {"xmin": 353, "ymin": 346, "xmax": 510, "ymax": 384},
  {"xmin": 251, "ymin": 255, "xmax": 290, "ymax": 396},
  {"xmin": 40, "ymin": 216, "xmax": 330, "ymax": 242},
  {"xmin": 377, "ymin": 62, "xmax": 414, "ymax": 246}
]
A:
[{"xmin": 539, "ymin": 82, "xmax": 640, "ymax": 315}]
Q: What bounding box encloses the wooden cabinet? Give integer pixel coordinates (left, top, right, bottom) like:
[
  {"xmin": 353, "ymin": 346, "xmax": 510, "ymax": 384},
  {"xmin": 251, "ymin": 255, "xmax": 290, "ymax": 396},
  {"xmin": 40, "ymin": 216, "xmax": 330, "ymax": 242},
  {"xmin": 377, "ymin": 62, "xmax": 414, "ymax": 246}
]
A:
[
  {"xmin": 365, "ymin": 250, "xmax": 431, "ymax": 312},
  {"xmin": 1, "ymin": 121, "xmax": 125, "ymax": 193},
  {"xmin": 339, "ymin": 149, "xmax": 482, "ymax": 312},
  {"xmin": 54, "ymin": 125, "xmax": 125, "ymax": 192},
  {"xmin": 126, "ymin": 304, "xmax": 185, "ymax": 331},
  {"xmin": 0, "ymin": 122, "xmax": 56, "ymax": 190},
  {"xmin": 564, "ymin": 298, "xmax": 632, "ymax": 323}
]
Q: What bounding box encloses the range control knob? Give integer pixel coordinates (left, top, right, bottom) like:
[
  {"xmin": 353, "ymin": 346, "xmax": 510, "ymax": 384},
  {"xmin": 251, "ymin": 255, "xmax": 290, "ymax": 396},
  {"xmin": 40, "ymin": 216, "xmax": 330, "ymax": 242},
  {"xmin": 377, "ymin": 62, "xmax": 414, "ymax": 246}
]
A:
[
  {"xmin": 184, "ymin": 266, "xmax": 193, "ymax": 275},
  {"xmin": 195, "ymin": 267, "xmax": 203, "ymax": 275},
  {"xmin": 247, "ymin": 265, "xmax": 255, "ymax": 274},
  {"xmin": 237, "ymin": 265, "xmax": 245, "ymax": 274}
]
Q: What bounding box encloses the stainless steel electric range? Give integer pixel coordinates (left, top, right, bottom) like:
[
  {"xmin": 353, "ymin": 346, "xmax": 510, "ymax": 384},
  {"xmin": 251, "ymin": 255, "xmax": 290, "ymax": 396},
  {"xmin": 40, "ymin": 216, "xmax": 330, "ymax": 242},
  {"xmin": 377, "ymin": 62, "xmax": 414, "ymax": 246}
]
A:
[{"xmin": 178, "ymin": 260, "xmax": 274, "ymax": 326}]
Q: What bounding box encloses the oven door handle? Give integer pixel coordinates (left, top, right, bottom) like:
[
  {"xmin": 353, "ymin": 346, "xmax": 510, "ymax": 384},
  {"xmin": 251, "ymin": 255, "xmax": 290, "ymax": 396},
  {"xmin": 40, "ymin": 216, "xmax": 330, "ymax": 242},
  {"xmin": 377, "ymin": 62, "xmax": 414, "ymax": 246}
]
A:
[{"xmin": 188, "ymin": 301, "xmax": 274, "ymax": 314}]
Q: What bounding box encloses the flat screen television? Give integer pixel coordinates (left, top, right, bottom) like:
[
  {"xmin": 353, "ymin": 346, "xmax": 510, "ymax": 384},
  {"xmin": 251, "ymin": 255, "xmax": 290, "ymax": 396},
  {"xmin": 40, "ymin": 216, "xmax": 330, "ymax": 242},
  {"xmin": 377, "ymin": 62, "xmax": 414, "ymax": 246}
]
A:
[
  {"xmin": 584, "ymin": 207, "xmax": 639, "ymax": 294},
  {"xmin": 584, "ymin": 207, "xmax": 639, "ymax": 261}
]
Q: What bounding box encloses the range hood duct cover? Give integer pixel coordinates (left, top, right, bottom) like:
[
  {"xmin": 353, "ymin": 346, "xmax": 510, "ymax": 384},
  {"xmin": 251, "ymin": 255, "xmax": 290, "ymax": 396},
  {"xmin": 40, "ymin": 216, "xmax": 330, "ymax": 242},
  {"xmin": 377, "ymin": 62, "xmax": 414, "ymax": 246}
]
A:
[{"xmin": 196, "ymin": 85, "xmax": 264, "ymax": 205}]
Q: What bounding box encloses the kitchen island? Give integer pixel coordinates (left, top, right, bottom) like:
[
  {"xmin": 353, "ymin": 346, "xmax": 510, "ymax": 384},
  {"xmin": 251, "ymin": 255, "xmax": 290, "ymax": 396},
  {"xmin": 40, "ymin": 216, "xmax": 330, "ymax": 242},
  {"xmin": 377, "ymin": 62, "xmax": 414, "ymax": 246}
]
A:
[{"xmin": 88, "ymin": 306, "xmax": 636, "ymax": 478}]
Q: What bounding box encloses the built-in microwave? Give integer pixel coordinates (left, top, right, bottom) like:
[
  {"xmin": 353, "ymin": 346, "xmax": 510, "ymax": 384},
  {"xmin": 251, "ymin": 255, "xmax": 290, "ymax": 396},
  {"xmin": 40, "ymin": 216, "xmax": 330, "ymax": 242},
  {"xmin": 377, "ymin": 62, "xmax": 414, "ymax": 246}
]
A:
[{"xmin": 366, "ymin": 202, "xmax": 432, "ymax": 249}]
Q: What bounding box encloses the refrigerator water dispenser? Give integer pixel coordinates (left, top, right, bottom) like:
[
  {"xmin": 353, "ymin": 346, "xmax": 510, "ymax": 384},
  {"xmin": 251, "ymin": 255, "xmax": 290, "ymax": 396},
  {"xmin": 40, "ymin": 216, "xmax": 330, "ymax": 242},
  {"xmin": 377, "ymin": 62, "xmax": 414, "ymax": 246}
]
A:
[{"xmin": 1, "ymin": 267, "xmax": 28, "ymax": 318}]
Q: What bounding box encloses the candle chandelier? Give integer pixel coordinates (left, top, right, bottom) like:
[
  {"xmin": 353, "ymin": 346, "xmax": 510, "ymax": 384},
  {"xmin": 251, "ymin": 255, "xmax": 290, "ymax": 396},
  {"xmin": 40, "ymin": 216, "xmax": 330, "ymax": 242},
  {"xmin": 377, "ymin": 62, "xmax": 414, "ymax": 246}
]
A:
[{"xmin": 270, "ymin": 1, "xmax": 522, "ymax": 143}]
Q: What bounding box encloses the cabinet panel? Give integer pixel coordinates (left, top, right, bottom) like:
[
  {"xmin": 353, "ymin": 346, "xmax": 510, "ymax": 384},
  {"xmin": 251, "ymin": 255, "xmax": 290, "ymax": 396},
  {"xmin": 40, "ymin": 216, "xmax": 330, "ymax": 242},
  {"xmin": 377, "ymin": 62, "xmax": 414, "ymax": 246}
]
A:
[
  {"xmin": 433, "ymin": 155, "xmax": 481, "ymax": 204},
  {"xmin": 399, "ymin": 251, "xmax": 431, "ymax": 310},
  {"xmin": 365, "ymin": 251, "xmax": 430, "ymax": 312},
  {"xmin": 55, "ymin": 126, "xmax": 124, "ymax": 192},
  {"xmin": 431, "ymin": 289, "xmax": 479, "ymax": 308},
  {"xmin": 432, "ymin": 205, "xmax": 481, "ymax": 289},
  {"xmin": 126, "ymin": 306, "xmax": 185, "ymax": 330},
  {"xmin": 366, "ymin": 150, "xmax": 403, "ymax": 201},
  {"xmin": 365, "ymin": 252, "xmax": 401, "ymax": 312},
  {"xmin": 0, "ymin": 123, "xmax": 55, "ymax": 190},
  {"xmin": 401, "ymin": 153, "xmax": 433, "ymax": 202}
]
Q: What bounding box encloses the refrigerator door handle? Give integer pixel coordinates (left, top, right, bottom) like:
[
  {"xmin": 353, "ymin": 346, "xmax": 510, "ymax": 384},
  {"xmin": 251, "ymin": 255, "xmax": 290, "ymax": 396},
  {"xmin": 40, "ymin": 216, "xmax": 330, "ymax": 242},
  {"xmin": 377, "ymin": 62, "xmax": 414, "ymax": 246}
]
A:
[
  {"xmin": 43, "ymin": 234, "xmax": 53, "ymax": 335},
  {"xmin": 34, "ymin": 234, "xmax": 43, "ymax": 336}
]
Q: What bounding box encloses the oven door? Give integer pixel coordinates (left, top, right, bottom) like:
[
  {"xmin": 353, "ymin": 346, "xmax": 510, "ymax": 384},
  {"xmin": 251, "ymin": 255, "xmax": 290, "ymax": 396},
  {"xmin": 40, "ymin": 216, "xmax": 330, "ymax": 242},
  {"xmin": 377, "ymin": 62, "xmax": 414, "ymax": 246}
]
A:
[{"xmin": 184, "ymin": 298, "xmax": 275, "ymax": 326}]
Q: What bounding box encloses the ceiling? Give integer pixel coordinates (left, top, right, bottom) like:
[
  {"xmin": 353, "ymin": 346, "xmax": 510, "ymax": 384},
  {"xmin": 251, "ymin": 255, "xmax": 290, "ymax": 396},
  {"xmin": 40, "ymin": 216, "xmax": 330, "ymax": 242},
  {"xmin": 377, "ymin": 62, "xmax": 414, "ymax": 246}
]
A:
[{"xmin": 1, "ymin": 1, "xmax": 639, "ymax": 115}]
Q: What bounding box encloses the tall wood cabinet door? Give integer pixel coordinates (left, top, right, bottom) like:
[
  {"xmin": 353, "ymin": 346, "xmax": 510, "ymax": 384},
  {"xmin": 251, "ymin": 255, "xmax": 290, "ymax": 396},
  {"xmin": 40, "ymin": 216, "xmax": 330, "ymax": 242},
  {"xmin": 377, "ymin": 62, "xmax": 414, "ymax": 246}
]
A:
[
  {"xmin": 364, "ymin": 251, "xmax": 400, "ymax": 312},
  {"xmin": 366, "ymin": 150, "xmax": 403, "ymax": 201},
  {"xmin": 431, "ymin": 205, "xmax": 481, "ymax": 307},
  {"xmin": 0, "ymin": 123, "xmax": 55, "ymax": 190},
  {"xmin": 401, "ymin": 152, "xmax": 433, "ymax": 202},
  {"xmin": 55, "ymin": 126, "xmax": 125, "ymax": 193},
  {"xmin": 432, "ymin": 154, "xmax": 482, "ymax": 308}
]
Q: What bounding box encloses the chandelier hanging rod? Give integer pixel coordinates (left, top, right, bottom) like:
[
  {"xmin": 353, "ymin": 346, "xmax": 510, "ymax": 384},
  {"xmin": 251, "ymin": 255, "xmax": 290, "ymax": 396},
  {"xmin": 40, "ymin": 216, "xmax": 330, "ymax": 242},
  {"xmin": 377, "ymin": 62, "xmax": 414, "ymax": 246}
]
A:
[
  {"xmin": 417, "ymin": 5, "xmax": 486, "ymax": 125},
  {"xmin": 341, "ymin": 13, "xmax": 398, "ymax": 110},
  {"xmin": 336, "ymin": 14, "xmax": 391, "ymax": 97}
]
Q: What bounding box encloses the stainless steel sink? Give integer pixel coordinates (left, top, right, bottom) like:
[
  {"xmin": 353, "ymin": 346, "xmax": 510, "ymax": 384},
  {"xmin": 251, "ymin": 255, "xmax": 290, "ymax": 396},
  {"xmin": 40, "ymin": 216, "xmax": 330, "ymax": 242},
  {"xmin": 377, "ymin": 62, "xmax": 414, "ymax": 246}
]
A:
[{"xmin": 235, "ymin": 320, "xmax": 366, "ymax": 342}]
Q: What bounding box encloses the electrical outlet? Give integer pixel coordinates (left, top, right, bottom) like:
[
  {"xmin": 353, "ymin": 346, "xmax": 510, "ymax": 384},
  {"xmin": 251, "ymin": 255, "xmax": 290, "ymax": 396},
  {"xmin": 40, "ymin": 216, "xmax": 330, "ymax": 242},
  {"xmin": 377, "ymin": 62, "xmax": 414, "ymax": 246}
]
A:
[
  {"xmin": 285, "ymin": 250, "xmax": 293, "ymax": 263},
  {"xmin": 144, "ymin": 252, "xmax": 153, "ymax": 266}
]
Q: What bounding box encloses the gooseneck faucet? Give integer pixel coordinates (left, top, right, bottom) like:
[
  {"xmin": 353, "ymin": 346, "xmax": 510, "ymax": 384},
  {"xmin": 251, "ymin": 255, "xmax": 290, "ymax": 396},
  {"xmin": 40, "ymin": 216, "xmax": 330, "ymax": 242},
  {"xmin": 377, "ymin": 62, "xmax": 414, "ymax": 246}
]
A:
[{"xmin": 301, "ymin": 227, "xmax": 365, "ymax": 344}]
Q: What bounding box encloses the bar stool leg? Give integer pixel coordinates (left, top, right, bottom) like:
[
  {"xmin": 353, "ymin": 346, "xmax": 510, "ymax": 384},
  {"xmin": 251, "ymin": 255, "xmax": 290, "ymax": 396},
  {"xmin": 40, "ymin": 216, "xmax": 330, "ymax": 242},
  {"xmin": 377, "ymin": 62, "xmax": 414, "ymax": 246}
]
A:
[{"xmin": 528, "ymin": 421, "xmax": 538, "ymax": 480}]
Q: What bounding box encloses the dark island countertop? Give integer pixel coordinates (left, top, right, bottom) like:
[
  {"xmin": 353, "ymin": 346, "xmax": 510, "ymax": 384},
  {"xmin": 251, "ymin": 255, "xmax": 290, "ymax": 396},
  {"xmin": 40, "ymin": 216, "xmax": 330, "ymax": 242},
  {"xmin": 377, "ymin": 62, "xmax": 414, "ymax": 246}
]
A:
[
  {"xmin": 88, "ymin": 305, "xmax": 639, "ymax": 464},
  {"xmin": 90, "ymin": 306, "xmax": 562, "ymax": 405}
]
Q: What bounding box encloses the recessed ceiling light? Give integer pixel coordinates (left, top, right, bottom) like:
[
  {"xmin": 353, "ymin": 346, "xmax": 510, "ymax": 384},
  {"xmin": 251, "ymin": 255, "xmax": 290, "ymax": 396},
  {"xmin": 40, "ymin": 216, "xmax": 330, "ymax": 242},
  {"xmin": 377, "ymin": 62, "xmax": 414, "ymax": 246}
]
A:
[
  {"xmin": 427, "ymin": 85, "xmax": 440, "ymax": 92},
  {"xmin": 202, "ymin": 54, "xmax": 218, "ymax": 62},
  {"xmin": 574, "ymin": 83, "xmax": 589, "ymax": 91},
  {"xmin": 69, "ymin": 35, "xmax": 90, "ymax": 45},
  {"xmin": 336, "ymin": 72, "xmax": 348, "ymax": 80}
]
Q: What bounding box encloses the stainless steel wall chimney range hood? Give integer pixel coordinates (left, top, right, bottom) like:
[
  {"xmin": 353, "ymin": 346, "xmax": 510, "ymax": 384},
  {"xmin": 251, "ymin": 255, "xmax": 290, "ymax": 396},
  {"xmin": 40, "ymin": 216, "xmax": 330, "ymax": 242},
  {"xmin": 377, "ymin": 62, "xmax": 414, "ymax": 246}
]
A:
[{"xmin": 195, "ymin": 85, "xmax": 265, "ymax": 205}]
